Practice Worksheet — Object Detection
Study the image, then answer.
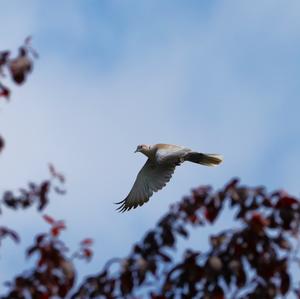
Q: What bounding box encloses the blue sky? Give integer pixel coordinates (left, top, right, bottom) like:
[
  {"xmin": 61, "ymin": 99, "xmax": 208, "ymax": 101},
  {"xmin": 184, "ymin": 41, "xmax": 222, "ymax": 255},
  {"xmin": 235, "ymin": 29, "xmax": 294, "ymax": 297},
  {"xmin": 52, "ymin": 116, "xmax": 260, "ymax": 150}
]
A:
[{"xmin": 0, "ymin": 0, "xmax": 300, "ymax": 289}]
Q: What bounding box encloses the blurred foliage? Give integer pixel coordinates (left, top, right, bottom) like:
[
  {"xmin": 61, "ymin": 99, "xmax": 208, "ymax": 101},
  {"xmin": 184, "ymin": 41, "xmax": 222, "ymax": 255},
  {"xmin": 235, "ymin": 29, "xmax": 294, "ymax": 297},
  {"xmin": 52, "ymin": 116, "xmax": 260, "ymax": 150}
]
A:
[
  {"xmin": 71, "ymin": 180, "xmax": 300, "ymax": 299},
  {"xmin": 0, "ymin": 36, "xmax": 37, "ymax": 100},
  {"xmin": 1, "ymin": 177, "xmax": 300, "ymax": 298}
]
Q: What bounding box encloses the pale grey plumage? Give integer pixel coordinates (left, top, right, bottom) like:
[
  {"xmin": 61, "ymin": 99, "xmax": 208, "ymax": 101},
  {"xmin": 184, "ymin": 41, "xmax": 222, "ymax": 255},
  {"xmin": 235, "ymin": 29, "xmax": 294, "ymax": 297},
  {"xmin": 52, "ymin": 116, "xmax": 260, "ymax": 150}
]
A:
[{"xmin": 116, "ymin": 144, "xmax": 223, "ymax": 212}]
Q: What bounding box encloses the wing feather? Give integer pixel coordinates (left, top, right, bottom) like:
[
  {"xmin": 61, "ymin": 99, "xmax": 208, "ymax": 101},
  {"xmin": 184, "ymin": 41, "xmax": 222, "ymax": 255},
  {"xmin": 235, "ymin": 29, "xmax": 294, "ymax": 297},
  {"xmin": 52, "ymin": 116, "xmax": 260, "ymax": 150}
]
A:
[
  {"xmin": 155, "ymin": 147, "xmax": 190, "ymax": 164},
  {"xmin": 116, "ymin": 159, "xmax": 176, "ymax": 212}
]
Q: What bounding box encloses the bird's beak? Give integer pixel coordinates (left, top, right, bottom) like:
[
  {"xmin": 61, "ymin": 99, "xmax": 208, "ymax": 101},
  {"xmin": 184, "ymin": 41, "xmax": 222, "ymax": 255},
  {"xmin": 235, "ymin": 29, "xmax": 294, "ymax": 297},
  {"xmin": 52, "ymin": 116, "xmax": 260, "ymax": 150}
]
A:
[{"xmin": 134, "ymin": 149, "xmax": 138, "ymax": 153}]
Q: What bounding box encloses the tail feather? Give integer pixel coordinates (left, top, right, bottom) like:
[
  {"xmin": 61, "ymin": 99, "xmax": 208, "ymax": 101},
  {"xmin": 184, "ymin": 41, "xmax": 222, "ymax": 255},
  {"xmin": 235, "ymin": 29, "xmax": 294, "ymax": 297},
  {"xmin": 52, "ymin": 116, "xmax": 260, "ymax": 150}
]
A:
[{"xmin": 185, "ymin": 152, "xmax": 223, "ymax": 167}]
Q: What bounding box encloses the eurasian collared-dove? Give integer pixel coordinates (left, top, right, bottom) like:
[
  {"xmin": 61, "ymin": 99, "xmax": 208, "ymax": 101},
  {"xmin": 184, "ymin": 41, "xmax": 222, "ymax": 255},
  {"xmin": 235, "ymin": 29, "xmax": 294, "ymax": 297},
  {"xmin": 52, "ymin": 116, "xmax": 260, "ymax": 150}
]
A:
[{"xmin": 116, "ymin": 144, "xmax": 223, "ymax": 212}]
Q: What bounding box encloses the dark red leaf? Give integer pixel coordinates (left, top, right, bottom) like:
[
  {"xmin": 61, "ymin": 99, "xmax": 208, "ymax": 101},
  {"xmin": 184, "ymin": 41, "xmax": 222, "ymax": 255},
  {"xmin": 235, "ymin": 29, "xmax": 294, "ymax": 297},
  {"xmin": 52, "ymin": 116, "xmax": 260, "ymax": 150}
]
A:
[
  {"xmin": 49, "ymin": 163, "xmax": 56, "ymax": 176},
  {"xmin": 212, "ymin": 285, "xmax": 225, "ymax": 299},
  {"xmin": 162, "ymin": 229, "xmax": 175, "ymax": 247},
  {"xmin": 0, "ymin": 51, "xmax": 10, "ymax": 65},
  {"xmin": 204, "ymin": 206, "xmax": 219, "ymax": 223},
  {"xmin": 0, "ymin": 136, "xmax": 4, "ymax": 152},
  {"xmin": 0, "ymin": 227, "xmax": 20, "ymax": 243},
  {"xmin": 43, "ymin": 215, "xmax": 55, "ymax": 225},
  {"xmin": 158, "ymin": 252, "xmax": 172, "ymax": 263},
  {"xmin": 177, "ymin": 226, "xmax": 188, "ymax": 238},
  {"xmin": 188, "ymin": 214, "xmax": 198, "ymax": 224},
  {"xmin": 83, "ymin": 248, "xmax": 93, "ymax": 259},
  {"xmin": 224, "ymin": 178, "xmax": 239, "ymax": 192},
  {"xmin": 236, "ymin": 267, "xmax": 246, "ymax": 287},
  {"xmin": 26, "ymin": 245, "xmax": 38, "ymax": 257},
  {"xmin": 0, "ymin": 86, "xmax": 10, "ymax": 100},
  {"xmin": 55, "ymin": 221, "xmax": 66, "ymax": 230},
  {"xmin": 8, "ymin": 229, "xmax": 20, "ymax": 243},
  {"xmin": 50, "ymin": 221, "xmax": 65, "ymax": 237},
  {"xmin": 38, "ymin": 181, "xmax": 50, "ymax": 210},
  {"xmin": 276, "ymin": 196, "xmax": 298, "ymax": 209},
  {"xmin": 280, "ymin": 271, "xmax": 290, "ymax": 295},
  {"xmin": 250, "ymin": 212, "xmax": 269, "ymax": 231},
  {"xmin": 36, "ymin": 233, "xmax": 46, "ymax": 244},
  {"xmin": 49, "ymin": 163, "xmax": 65, "ymax": 183},
  {"xmin": 81, "ymin": 238, "xmax": 93, "ymax": 246},
  {"xmin": 38, "ymin": 257, "xmax": 46, "ymax": 267},
  {"xmin": 9, "ymin": 55, "xmax": 32, "ymax": 84},
  {"xmin": 51, "ymin": 227, "xmax": 60, "ymax": 237},
  {"xmin": 120, "ymin": 271, "xmax": 133, "ymax": 295}
]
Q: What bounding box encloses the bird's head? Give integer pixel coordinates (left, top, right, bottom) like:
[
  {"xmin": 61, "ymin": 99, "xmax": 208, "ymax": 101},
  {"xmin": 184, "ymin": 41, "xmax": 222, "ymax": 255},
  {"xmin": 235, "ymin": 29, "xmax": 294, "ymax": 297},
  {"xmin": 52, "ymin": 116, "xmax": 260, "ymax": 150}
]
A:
[{"xmin": 135, "ymin": 144, "xmax": 150, "ymax": 154}]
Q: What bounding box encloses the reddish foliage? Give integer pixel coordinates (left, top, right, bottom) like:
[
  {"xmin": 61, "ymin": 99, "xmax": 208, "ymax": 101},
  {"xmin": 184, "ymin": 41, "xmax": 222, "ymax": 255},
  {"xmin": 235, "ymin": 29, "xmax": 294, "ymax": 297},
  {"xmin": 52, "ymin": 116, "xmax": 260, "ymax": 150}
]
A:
[
  {"xmin": 65, "ymin": 179, "xmax": 300, "ymax": 299},
  {"xmin": 0, "ymin": 227, "xmax": 20, "ymax": 245},
  {"xmin": 80, "ymin": 238, "xmax": 93, "ymax": 246},
  {"xmin": 73, "ymin": 238, "xmax": 94, "ymax": 262},
  {"xmin": 0, "ymin": 136, "xmax": 4, "ymax": 152},
  {"xmin": 276, "ymin": 195, "xmax": 298, "ymax": 209},
  {"xmin": 0, "ymin": 176, "xmax": 63, "ymax": 213},
  {"xmin": 0, "ymin": 85, "xmax": 10, "ymax": 100},
  {"xmin": 11, "ymin": 220, "xmax": 75, "ymax": 298},
  {"xmin": 43, "ymin": 215, "xmax": 66, "ymax": 237},
  {"xmin": 2, "ymin": 167, "xmax": 300, "ymax": 298},
  {"xmin": 49, "ymin": 163, "xmax": 65, "ymax": 183},
  {"xmin": 0, "ymin": 37, "xmax": 36, "ymax": 100},
  {"xmin": 43, "ymin": 214, "xmax": 55, "ymax": 225}
]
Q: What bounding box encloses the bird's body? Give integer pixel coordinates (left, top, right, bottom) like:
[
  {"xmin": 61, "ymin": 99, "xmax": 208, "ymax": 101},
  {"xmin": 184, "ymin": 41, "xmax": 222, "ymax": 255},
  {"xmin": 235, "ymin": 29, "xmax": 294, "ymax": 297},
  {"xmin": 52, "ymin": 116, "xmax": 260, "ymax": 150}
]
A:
[
  {"xmin": 139, "ymin": 143, "xmax": 186, "ymax": 162},
  {"xmin": 116, "ymin": 143, "xmax": 223, "ymax": 212}
]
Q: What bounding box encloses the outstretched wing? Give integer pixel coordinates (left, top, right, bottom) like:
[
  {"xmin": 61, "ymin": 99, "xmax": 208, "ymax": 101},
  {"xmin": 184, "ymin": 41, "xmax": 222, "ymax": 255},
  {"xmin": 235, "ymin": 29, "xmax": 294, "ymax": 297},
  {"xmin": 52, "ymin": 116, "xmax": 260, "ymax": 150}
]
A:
[{"xmin": 116, "ymin": 159, "xmax": 176, "ymax": 212}]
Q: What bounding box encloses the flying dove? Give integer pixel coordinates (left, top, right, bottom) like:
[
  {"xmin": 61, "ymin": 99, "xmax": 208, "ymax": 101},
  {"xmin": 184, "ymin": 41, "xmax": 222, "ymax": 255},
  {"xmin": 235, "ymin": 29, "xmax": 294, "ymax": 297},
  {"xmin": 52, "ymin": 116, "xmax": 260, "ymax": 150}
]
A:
[{"xmin": 116, "ymin": 144, "xmax": 223, "ymax": 212}]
